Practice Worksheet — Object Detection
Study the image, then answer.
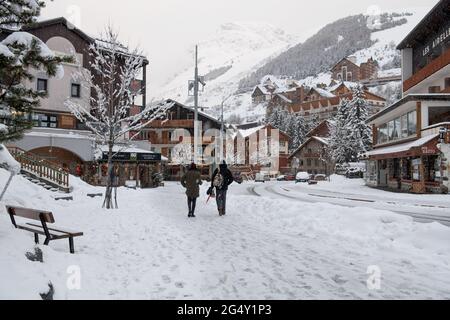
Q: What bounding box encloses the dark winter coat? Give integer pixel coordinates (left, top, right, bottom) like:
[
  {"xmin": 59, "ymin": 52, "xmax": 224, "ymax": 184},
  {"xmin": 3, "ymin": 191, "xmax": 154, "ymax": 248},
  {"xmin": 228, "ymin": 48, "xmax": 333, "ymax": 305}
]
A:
[
  {"xmin": 181, "ymin": 169, "xmax": 203, "ymax": 198},
  {"xmin": 211, "ymin": 164, "xmax": 234, "ymax": 191}
]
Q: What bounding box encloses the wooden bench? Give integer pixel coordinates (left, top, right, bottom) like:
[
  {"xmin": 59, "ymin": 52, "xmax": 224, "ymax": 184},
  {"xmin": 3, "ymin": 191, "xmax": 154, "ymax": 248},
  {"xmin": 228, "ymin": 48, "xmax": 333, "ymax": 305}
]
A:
[{"xmin": 6, "ymin": 206, "xmax": 83, "ymax": 254}]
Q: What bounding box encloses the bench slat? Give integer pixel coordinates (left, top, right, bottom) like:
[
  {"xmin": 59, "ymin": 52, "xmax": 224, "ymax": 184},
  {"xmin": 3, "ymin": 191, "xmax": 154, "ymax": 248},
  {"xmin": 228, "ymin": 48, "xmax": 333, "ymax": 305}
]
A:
[
  {"xmin": 7, "ymin": 206, "xmax": 55, "ymax": 223},
  {"xmin": 26, "ymin": 223, "xmax": 83, "ymax": 237}
]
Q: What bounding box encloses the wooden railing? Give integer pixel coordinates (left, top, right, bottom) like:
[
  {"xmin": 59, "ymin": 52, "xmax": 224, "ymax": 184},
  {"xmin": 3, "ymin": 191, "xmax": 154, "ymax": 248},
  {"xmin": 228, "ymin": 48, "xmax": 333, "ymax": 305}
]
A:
[{"xmin": 7, "ymin": 146, "xmax": 69, "ymax": 189}]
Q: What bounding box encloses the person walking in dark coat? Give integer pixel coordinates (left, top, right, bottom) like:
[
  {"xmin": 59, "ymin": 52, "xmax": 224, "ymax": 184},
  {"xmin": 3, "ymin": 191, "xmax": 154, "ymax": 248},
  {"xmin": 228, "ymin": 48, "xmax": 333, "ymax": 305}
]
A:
[
  {"xmin": 209, "ymin": 161, "xmax": 234, "ymax": 216},
  {"xmin": 181, "ymin": 163, "xmax": 203, "ymax": 218}
]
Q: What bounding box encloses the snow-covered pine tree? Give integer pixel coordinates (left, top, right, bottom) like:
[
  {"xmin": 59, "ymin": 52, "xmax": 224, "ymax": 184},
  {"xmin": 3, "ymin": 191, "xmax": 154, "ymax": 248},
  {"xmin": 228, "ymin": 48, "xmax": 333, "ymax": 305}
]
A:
[
  {"xmin": 65, "ymin": 26, "xmax": 170, "ymax": 209},
  {"xmin": 289, "ymin": 114, "xmax": 307, "ymax": 152},
  {"xmin": 329, "ymin": 98, "xmax": 352, "ymax": 164},
  {"xmin": 346, "ymin": 86, "xmax": 372, "ymax": 161},
  {"xmin": 0, "ymin": 0, "xmax": 73, "ymax": 142}
]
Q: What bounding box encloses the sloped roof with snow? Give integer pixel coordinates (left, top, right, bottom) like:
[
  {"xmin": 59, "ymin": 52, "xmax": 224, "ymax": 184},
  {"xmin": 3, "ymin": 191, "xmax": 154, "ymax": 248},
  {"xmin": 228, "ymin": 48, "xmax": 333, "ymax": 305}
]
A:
[
  {"xmin": 311, "ymin": 87, "xmax": 335, "ymax": 98},
  {"xmin": 239, "ymin": 125, "xmax": 266, "ymax": 138},
  {"xmin": 275, "ymin": 94, "xmax": 292, "ymax": 103},
  {"xmin": 328, "ymin": 81, "xmax": 360, "ymax": 92},
  {"xmin": 365, "ymin": 134, "xmax": 439, "ymax": 157},
  {"xmin": 289, "ymin": 136, "xmax": 329, "ymax": 159}
]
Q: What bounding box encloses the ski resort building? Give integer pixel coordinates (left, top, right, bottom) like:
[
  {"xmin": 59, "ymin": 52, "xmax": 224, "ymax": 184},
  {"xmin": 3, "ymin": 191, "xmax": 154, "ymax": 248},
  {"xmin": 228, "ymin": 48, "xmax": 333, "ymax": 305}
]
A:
[
  {"xmin": 364, "ymin": 0, "xmax": 450, "ymax": 194},
  {"xmin": 288, "ymin": 120, "xmax": 334, "ymax": 176},
  {"xmin": 141, "ymin": 99, "xmax": 223, "ymax": 181},
  {"xmin": 289, "ymin": 83, "xmax": 386, "ymax": 121},
  {"xmin": 331, "ymin": 56, "xmax": 379, "ymax": 82},
  {"xmin": 231, "ymin": 123, "xmax": 291, "ymax": 177},
  {"xmin": 1, "ymin": 18, "xmax": 163, "ymax": 190}
]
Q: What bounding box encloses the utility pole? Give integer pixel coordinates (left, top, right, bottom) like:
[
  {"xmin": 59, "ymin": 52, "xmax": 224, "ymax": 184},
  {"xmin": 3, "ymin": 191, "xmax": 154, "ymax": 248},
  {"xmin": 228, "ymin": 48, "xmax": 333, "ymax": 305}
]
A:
[
  {"xmin": 193, "ymin": 45, "xmax": 199, "ymax": 164},
  {"xmin": 220, "ymin": 94, "xmax": 232, "ymax": 163}
]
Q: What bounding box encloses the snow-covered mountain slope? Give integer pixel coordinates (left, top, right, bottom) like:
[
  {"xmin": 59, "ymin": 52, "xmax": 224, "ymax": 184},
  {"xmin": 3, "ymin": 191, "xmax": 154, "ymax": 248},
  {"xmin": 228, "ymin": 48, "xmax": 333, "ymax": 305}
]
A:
[
  {"xmin": 153, "ymin": 9, "xmax": 429, "ymax": 124},
  {"xmin": 352, "ymin": 8, "xmax": 428, "ymax": 69},
  {"xmin": 150, "ymin": 22, "xmax": 297, "ymax": 120}
]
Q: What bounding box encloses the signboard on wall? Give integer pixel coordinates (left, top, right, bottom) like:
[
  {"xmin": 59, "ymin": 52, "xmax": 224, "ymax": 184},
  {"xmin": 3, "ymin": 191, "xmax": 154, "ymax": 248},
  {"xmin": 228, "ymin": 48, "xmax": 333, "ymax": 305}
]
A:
[
  {"xmin": 413, "ymin": 20, "xmax": 450, "ymax": 71},
  {"xmin": 102, "ymin": 152, "xmax": 161, "ymax": 162},
  {"xmin": 60, "ymin": 115, "xmax": 75, "ymax": 128}
]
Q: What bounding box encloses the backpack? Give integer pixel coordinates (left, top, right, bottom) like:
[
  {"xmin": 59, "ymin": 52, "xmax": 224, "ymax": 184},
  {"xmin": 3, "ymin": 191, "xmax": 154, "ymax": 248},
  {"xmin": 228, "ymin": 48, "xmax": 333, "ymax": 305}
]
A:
[{"xmin": 213, "ymin": 171, "xmax": 224, "ymax": 188}]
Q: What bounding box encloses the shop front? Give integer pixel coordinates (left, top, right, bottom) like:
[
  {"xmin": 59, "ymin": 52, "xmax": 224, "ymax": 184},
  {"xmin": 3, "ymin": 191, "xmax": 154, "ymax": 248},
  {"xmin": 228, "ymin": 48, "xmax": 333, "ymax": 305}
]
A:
[
  {"xmin": 87, "ymin": 147, "xmax": 164, "ymax": 188},
  {"xmin": 365, "ymin": 134, "xmax": 448, "ymax": 194}
]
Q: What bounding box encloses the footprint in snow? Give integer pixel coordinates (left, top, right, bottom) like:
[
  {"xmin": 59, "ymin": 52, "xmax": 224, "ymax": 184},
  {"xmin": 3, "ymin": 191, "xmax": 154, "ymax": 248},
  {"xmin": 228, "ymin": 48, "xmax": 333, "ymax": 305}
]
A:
[{"xmin": 332, "ymin": 275, "xmax": 348, "ymax": 285}]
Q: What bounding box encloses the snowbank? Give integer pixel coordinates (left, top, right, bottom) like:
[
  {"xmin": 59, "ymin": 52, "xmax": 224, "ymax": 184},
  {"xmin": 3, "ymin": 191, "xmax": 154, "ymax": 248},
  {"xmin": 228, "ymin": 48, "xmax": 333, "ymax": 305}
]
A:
[
  {"xmin": 1, "ymin": 169, "xmax": 450, "ymax": 299},
  {"xmin": 0, "ymin": 145, "xmax": 21, "ymax": 174}
]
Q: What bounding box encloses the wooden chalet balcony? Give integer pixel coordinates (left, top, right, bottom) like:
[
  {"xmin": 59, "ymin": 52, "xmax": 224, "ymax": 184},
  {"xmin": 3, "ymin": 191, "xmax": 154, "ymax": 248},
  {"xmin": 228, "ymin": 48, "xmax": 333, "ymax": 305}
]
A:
[
  {"xmin": 147, "ymin": 119, "xmax": 194, "ymax": 128},
  {"xmin": 404, "ymin": 47, "xmax": 450, "ymax": 92}
]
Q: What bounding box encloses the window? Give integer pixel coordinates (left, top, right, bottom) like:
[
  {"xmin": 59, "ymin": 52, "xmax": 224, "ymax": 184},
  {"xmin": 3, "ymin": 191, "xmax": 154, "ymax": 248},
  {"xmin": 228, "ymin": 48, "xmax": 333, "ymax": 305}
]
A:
[
  {"xmin": 401, "ymin": 114, "xmax": 408, "ymax": 138},
  {"xmin": 387, "ymin": 120, "xmax": 395, "ymax": 141},
  {"xmin": 347, "ymin": 73, "xmax": 352, "ymax": 82},
  {"xmin": 428, "ymin": 107, "xmax": 450, "ymax": 126},
  {"xmin": 71, "ymin": 83, "xmax": 81, "ymax": 98},
  {"xmin": 307, "ymin": 159, "xmax": 312, "ymax": 166},
  {"xmin": 393, "ymin": 118, "xmax": 401, "ymax": 140},
  {"xmin": 37, "ymin": 79, "xmax": 48, "ymax": 93},
  {"xmin": 32, "ymin": 113, "xmax": 58, "ymax": 128},
  {"xmin": 378, "ymin": 111, "xmax": 417, "ymax": 144},
  {"xmin": 407, "ymin": 111, "xmax": 417, "ymax": 136},
  {"xmin": 378, "ymin": 123, "xmax": 388, "ymax": 144}
]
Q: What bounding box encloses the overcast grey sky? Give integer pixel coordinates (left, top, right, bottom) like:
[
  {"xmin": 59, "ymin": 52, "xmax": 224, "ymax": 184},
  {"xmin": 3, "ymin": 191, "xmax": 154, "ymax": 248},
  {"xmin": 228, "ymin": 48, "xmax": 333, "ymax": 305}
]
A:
[{"xmin": 40, "ymin": 0, "xmax": 437, "ymax": 89}]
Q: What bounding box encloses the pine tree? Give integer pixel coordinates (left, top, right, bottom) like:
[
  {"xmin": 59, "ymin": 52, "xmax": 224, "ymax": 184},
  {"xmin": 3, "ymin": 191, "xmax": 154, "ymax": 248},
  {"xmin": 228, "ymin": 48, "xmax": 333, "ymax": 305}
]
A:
[
  {"xmin": 329, "ymin": 98, "xmax": 352, "ymax": 164},
  {"xmin": 0, "ymin": 0, "xmax": 73, "ymax": 143},
  {"xmin": 345, "ymin": 86, "xmax": 372, "ymax": 161}
]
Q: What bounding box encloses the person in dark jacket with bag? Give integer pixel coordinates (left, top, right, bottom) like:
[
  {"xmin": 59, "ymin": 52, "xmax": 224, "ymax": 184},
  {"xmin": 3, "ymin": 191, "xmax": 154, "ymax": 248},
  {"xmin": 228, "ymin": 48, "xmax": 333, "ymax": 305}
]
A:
[
  {"xmin": 181, "ymin": 163, "xmax": 203, "ymax": 218},
  {"xmin": 208, "ymin": 161, "xmax": 234, "ymax": 216}
]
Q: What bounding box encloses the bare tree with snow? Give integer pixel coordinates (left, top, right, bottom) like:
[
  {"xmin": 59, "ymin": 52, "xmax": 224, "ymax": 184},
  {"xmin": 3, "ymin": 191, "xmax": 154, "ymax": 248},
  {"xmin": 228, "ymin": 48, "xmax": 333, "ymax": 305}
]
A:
[{"xmin": 65, "ymin": 26, "xmax": 169, "ymax": 209}]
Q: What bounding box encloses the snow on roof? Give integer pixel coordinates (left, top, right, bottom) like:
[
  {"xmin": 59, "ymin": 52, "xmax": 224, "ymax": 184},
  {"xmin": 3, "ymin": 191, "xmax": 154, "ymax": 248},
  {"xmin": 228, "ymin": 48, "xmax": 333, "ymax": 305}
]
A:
[
  {"xmin": 328, "ymin": 81, "xmax": 360, "ymax": 92},
  {"xmin": 99, "ymin": 145, "xmax": 158, "ymax": 154},
  {"xmin": 312, "ymin": 136, "xmax": 330, "ymax": 145},
  {"xmin": 239, "ymin": 125, "xmax": 266, "ymax": 138},
  {"xmin": 276, "ymin": 94, "xmax": 292, "ymax": 103},
  {"xmin": 365, "ymin": 134, "xmax": 439, "ymax": 157},
  {"xmin": 289, "ymin": 136, "xmax": 329, "ymax": 158},
  {"xmin": 312, "ymin": 87, "xmax": 335, "ymax": 98},
  {"xmin": 24, "ymin": 130, "xmax": 95, "ymax": 140},
  {"xmin": 253, "ymin": 85, "xmax": 271, "ymax": 95}
]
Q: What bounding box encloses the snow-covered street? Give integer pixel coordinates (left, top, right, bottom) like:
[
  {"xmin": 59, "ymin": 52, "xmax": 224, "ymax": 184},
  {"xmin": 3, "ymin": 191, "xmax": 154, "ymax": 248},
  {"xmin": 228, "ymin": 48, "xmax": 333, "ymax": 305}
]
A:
[
  {"xmin": 247, "ymin": 176, "xmax": 450, "ymax": 225},
  {"xmin": 1, "ymin": 170, "xmax": 450, "ymax": 300}
]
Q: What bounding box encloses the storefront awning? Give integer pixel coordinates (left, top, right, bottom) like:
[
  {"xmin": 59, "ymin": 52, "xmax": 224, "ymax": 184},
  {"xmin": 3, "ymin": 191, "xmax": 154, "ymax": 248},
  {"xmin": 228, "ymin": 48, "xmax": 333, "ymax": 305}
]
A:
[{"xmin": 364, "ymin": 134, "xmax": 440, "ymax": 159}]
